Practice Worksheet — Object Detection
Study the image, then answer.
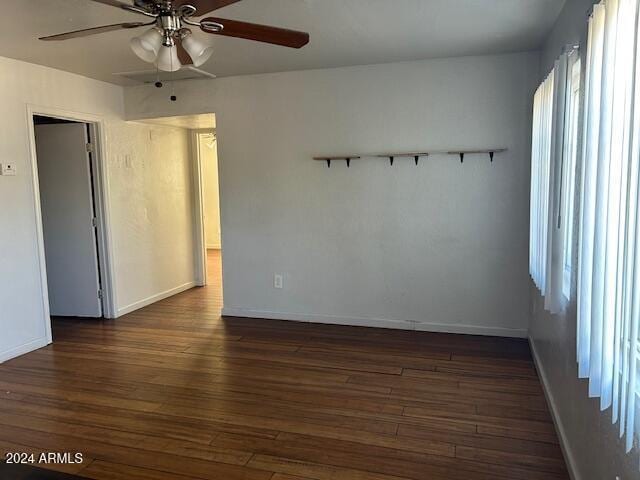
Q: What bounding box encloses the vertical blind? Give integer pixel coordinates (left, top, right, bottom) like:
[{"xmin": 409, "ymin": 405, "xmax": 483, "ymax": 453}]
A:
[
  {"xmin": 530, "ymin": 70, "xmax": 555, "ymax": 293},
  {"xmin": 530, "ymin": 50, "xmax": 580, "ymax": 315},
  {"xmin": 546, "ymin": 51, "xmax": 579, "ymax": 315},
  {"xmin": 562, "ymin": 60, "xmax": 583, "ymax": 300},
  {"xmin": 577, "ymin": 0, "xmax": 640, "ymax": 453},
  {"xmin": 531, "ymin": 0, "xmax": 640, "ymax": 459}
]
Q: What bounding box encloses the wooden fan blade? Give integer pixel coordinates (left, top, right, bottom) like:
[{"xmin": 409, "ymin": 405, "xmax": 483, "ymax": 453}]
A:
[
  {"xmin": 201, "ymin": 17, "xmax": 309, "ymax": 48},
  {"xmin": 176, "ymin": 0, "xmax": 242, "ymax": 16},
  {"xmin": 39, "ymin": 22, "xmax": 146, "ymax": 41},
  {"xmin": 176, "ymin": 39, "xmax": 194, "ymax": 66}
]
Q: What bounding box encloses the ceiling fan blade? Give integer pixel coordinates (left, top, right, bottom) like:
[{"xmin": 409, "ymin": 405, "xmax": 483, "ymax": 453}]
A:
[
  {"xmin": 88, "ymin": 0, "xmax": 132, "ymax": 9},
  {"xmin": 201, "ymin": 17, "xmax": 309, "ymax": 48},
  {"xmin": 39, "ymin": 22, "xmax": 146, "ymax": 41},
  {"xmin": 88, "ymin": 0, "xmax": 156, "ymax": 18},
  {"xmin": 176, "ymin": 0, "xmax": 242, "ymax": 16},
  {"xmin": 176, "ymin": 39, "xmax": 194, "ymax": 66}
]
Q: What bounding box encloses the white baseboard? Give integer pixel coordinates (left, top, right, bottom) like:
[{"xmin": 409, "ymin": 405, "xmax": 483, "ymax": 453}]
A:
[
  {"xmin": 413, "ymin": 321, "xmax": 527, "ymax": 337},
  {"xmin": 0, "ymin": 336, "xmax": 51, "ymax": 363},
  {"xmin": 529, "ymin": 337, "xmax": 580, "ymax": 480},
  {"xmin": 117, "ymin": 281, "xmax": 197, "ymax": 317},
  {"xmin": 221, "ymin": 307, "xmax": 527, "ymax": 338}
]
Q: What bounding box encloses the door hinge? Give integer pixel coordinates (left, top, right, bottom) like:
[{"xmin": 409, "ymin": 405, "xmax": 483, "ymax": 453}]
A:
[
  {"xmin": 91, "ymin": 217, "xmax": 98, "ymax": 228},
  {"xmin": 97, "ymin": 289, "xmax": 103, "ymax": 300},
  {"xmin": 86, "ymin": 142, "xmax": 94, "ymax": 153}
]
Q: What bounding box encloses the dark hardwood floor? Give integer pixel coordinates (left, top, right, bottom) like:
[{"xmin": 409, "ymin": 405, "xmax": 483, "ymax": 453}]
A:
[{"xmin": 0, "ymin": 249, "xmax": 568, "ymax": 479}]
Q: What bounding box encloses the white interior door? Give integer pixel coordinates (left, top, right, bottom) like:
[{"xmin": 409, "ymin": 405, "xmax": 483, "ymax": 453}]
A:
[{"xmin": 35, "ymin": 123, "xmax": 102, "ymax": 317}]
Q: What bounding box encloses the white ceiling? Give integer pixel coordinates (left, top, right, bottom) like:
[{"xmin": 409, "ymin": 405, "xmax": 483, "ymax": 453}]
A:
[{"xmin": 0, "ymin": 0, "xmax": 565, "ymax": 86}]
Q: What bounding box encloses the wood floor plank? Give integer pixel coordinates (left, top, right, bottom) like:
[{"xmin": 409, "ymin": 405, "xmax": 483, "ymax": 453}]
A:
[
  {"xmin": 0, "ymin": 412, "xmax": 253, "ymax": 466},
  {"xmin": 267, "ymin": 432, "xmax": 565, "ymax": 480},
  {"xmin": 455, "ymin": 445, "xmax": 566, "ymax": 473},
  {"xmin": 396, "ymin": 423, "xmax": 562, "ymax": 458},
  {"xmin": 0, "ymin": 250, "xmax": 568, "ymax": 479},
  {"xmin": 402, "ymin": 406, "xmax": 557, "ymax": 435},
  {"xmin": 80, "ymin": 461, "xmax": 205, "ymax": 480},
  {"xmin": 271, "ymin": 475, "xmax": 316, "ymax": 480},
  {"xmin": 246, "ymin": 454, "xmax": 413, "ymax": 480},
  {"xmin": 0, "ymin": 396, "xmax": 278, "ymax": 443},
  {"xmin": 0, "ymin": 424, "xmax": 270, "ymax": 480}
]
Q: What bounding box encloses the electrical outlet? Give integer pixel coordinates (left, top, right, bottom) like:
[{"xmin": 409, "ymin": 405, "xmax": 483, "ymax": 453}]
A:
[{"xmin": 274, "ymin": 274, "xmax": 283, "ymax": 289}]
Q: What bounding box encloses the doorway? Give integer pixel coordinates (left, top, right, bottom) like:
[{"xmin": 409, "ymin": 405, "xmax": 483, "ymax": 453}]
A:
[
  {"xmin": 137, "ymin": 113, "xmax": 223, "ymax": 310},
  {"xmin": 31, "ymin": 114, "xmax": 111, "ymax": 321}
]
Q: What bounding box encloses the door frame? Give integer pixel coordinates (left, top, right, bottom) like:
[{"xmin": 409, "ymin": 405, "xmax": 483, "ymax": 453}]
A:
[
  {"xmin": 26, "ymin": 104, "xmax": 118, "ymax": 342},
  {"xmin": 191, "ymin": 128, "xmax": 218, "ymax": 287}
]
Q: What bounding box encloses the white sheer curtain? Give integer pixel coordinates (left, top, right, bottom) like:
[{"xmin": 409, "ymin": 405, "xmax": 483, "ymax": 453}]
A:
[{"xmin": 577, "ymin": 0, "xmax": 640, "ymax": 454}]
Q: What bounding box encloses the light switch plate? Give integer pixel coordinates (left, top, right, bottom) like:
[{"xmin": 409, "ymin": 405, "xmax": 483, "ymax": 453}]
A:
[{"xmin": 1, "ymin": 163, "xmax": 16, "ymax": 176}]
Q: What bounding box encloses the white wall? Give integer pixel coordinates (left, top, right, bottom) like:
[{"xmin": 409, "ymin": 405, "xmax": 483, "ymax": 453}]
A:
[
  {"xmin": 530, "ymin": 1, "xmax": 639, "ymax": 479},
  {"xmin": 200, "ymin": 133, "xmax": 221, "ymax": 249},
  {"xmin": 0, "ymin": 56, "xmax": 197, "ymax": 362},
  {"xmin": 126, "ymin": 52, "xmax": 539, "ymax": 337}
]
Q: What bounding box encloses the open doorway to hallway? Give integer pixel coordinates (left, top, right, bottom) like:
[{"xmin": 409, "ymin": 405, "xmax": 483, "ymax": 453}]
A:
[{"xmin": 139, "ymin": 113, "xmax": 223, "ymax": 312}]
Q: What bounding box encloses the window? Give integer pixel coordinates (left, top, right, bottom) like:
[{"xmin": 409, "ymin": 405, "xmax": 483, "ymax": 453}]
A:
[
  {"xmin": 531, "ymin": 0, "xmax": 640, "ymax": 460},
  {"xmin": 576, "ymin": 0, "xmax": 640, "ymax": 455}
]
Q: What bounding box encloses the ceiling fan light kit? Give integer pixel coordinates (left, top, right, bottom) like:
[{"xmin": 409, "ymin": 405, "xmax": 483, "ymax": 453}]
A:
[
  {"xmin": 130, "ymin": 27, "xmax": 162, "ymax": 63},
  {"xmin": 40, "ymin": 0, "xmax": 310, "ymax": 74},
  {"xmin": 180, "ymin": 32, "xmax": 215, "ymax": 67},
  {"xmin": 155, "ymin": 43, "xmax": 181, "ymax": 71}
]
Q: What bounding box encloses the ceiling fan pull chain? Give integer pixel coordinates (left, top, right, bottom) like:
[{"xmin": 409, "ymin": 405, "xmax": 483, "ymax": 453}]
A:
[
  {"xmin": 168, "ymin": 52, "xmax": 177, "ymax": 101},
  {"xmin": 155, "ymin": 62, "xmax": 163, "ymax": 88}
]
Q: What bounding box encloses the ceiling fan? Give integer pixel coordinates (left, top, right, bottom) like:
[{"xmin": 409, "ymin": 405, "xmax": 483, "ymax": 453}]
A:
[{"xmin": 39, "ymin": 0, "xmax": 310, "ymax": 72}]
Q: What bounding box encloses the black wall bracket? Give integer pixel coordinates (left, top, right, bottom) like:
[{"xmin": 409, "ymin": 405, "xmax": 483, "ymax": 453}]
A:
[
  {"xmin": 448, "ymin": 149, "xmax": 506, "ymax": 164},
  {"xmin": 314, "ymin": 156, "xmax": 361, "ymax": 168},
  {"xmin": 375, "ymin": 152, "xmax": 430, "ymax": 166}
]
